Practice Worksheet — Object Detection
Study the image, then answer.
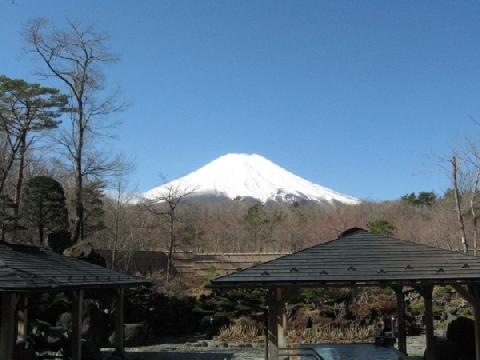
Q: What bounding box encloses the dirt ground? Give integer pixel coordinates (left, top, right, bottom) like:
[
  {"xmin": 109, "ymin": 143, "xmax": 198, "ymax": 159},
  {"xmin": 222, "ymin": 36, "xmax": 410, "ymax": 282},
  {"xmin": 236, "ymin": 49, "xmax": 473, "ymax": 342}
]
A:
[
  {"xmin": 104, "ymin": 345, "xmax": 264, "ymax": 360},
  {"xmin": 103, "ymin": 335, "xmax": 426, "ymax": 360}
]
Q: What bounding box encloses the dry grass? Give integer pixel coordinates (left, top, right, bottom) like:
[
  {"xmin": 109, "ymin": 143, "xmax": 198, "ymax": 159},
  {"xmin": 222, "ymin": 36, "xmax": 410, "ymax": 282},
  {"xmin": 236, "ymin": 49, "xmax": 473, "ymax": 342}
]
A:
[
  {"xmin": 215, "ymin": 317, "xmax": 264, "ymax": 342},
  {"xmin": 216, "ymin": 322, "xmax": 263, "ymax": 342},
  {"xmin": 288, "ymin": 324, "xmax": 372, "ymax": 344}
]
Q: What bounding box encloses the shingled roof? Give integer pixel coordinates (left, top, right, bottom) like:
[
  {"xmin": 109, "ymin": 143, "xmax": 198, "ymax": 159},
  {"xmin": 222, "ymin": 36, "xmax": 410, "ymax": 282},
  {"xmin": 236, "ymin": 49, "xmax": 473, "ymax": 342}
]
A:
[
  {"xmin": 0, "ymin": 242, "xmax": 147, "ymax": 292},
  {"xmin": 211, "ymin": 229, "xmax": 480, "ymax": 288}
]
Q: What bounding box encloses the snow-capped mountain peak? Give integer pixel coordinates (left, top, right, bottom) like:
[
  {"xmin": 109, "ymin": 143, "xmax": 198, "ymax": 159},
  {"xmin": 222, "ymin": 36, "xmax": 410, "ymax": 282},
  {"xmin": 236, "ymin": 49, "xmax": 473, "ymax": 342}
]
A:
[{"xmin": 143, "ymin": 153, "xmax": 360, "ymax": 204}]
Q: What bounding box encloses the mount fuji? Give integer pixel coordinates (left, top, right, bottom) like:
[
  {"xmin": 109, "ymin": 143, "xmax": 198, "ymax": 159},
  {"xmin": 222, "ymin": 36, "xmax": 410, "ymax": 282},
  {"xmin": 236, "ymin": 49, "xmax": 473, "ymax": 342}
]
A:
[{"xmin": 142, "ymin": 153, "xmax": 360, "ymax": 204}]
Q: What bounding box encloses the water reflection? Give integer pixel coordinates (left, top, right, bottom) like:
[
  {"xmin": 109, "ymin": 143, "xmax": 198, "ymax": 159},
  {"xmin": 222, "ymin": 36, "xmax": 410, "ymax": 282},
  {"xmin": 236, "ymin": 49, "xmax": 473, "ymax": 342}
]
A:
[{"xmin": 314, "ymin": 344, "xmax": 402, "ymax": 360}]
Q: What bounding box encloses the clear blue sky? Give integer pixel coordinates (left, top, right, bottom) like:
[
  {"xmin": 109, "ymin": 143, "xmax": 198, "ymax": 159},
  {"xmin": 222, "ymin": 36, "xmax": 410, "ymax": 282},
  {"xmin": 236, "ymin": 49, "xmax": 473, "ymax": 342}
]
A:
[{"xmin": 1, "ymin": 0, "xmax": 480, "ymax": 200}]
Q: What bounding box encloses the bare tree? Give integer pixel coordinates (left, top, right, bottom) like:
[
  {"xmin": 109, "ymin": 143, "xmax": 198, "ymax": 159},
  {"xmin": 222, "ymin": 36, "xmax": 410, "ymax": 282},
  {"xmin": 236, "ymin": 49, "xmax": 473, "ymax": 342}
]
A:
[
  {"xmin": 144, "ymin": 180, "xmax": 196, "ymax": 282},
  {"xmin": 24, "ymin": 18, "xmax": 125, "ymax": 242},
  {"xmin": 470, "ymin": 169, "xmax": 480, "ymax": 256},
  {"xmin": 451, "ymin": 155, "xmax": 468, "ymax": 254}
]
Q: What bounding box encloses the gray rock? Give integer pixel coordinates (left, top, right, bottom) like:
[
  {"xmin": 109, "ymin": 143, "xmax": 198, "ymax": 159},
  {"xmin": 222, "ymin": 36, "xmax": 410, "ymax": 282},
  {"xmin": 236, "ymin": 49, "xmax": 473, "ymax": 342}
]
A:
[
  {"xmin": 63, "ymin": 241, "xmax": 106, "ymax": 267},
  {"xmin": 15, "ymin": 342, "xmax": 37, "ymax": 360},
  {"xmin": 429, "ymin": 338, "xmax": 459, "ymax": 360},
  {"xmin": 30, "ymin": 320, "xmax": 69, "ymax": 351},
  {"xmin": 81, "ymin": 338, "xmax": 103, "ymax": 360},
  {"xmin": 109, "ymin": 323, "xmax": 147, "ymax": 347},
  {"xmin": 105, "ymin": 354, "xmax": 124, "ymax": 360},
  {"xmin": 447, "ymin": 316, "xmax": 475, "ymax": 357},
  {"xmin": 56, "ymin": 312, "xmax": 72, "ymax": 329},
  {"xmin": 82, "ymin": 300, "xmax": 109, "ymax": 346}
]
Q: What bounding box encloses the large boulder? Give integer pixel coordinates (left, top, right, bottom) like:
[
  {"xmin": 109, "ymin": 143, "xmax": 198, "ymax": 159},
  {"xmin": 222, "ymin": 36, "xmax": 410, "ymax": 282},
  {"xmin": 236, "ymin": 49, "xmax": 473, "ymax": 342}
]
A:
[
  {"xmin": 428, "ymin": 338, "xmax": 459, "ymax": 360},
  {"xmin": 447, "ymin": 316, "xmax": 475, "ymax": 357},
  {"xmin": 63, "ymin": 241, "xmax": 106, "ymax": 267},
  {"xmin": 15, "ymin": 342, "xmax": 37, "ymax": 360},
  {"xmin": 63, "ymin": 339, "xmax": 103, "ymax": 360},
  {"xmin": 56, "ymin": 300, "xmax": 110, "ymax": 347},
  {"xmin": 105, "ymin": 352, "xmax": 124, "ymax": 360},
  {"xmin": 109, "ymin": 323, "xmax": 147, "ymax": 347},
  {"xmin": 34, "ymin": 293, "xmax": 70, "ymax": 325},
  {"xmin": 125, "ymin": 303, "xmax": 148, "ymax": 323},
  {"xmin": 30, "ymin": 319, "xmax": 69, "ymax": 351},
  {"xmin": 81, "ymin": 300, "xmax": 110, "ymax": 347},
  {"xmin": 82, "ymin": 339, "xmax": 103, "ymax": 360},
  {"xmin": 56, "ymin": 312, "xmax": 72, "ymax": 329}
]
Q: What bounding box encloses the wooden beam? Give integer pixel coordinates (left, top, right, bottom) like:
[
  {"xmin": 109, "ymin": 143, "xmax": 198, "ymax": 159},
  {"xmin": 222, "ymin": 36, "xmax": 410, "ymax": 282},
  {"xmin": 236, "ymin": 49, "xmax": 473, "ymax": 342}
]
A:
[
  {"xmin": 421, "ymin": 285, "xmax": 434, "ymax": 360},
  {"xmin": 72, "ymin": 289, "xmax": 84, "ymax": 360},
  {"xmin": 114, "ymin": 287, "xmax": 125, "ymax": 354},
  {"xmin": 394, "ymin": 287, "xmax": 407, "ymax": 355},
  {"xmin": 268, "ymin": 288, "xmax": 285, "ymax": 360},
  {"xmin": 0, "ymin": 293, "xmax": 17, "ymax": 360}
]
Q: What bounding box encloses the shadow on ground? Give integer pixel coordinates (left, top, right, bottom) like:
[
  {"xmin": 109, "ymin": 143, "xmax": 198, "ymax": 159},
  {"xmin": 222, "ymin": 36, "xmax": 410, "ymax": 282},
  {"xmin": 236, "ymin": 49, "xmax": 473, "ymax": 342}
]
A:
[{"xmin": 114, "ymin": 352, "xmax": 235, "ymax": 360}]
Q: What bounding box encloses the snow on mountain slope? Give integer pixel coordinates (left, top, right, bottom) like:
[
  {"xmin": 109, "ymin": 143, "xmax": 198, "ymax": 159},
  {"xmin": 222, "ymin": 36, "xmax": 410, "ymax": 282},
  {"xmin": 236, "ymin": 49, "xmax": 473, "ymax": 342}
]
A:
[{"xmin": 143, "ymin": 153, "xmax": 360, "ymax": 204}]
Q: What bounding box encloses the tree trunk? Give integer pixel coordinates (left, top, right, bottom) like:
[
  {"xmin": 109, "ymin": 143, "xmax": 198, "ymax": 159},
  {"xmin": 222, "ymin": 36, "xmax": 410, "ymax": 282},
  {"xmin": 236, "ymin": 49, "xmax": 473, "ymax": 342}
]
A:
[
  {"xmin": 0, "ymin": 149, "xmax": 18, "ymax": 195},
  {"xmin": 166, "ymin": 211, "xmax": 175, "ymax": 282},
  {"xmin": 451, "ymin": 156, "xmax": 468, "ymax": 254},
  {"xmin": 72, "ymin": 120, "xmax": 84, "ymax": 243},
  {"xmin": 472, "ymin": 169, "xmax": 480, "ymax": 256},
  {"xmin": 14, "ymin": 135, "xmax": 27, "ymax": 217},
  {"xmin": 111, "ymin": 185, "xmax": 121, "ymax": 270},
  {"xmin": 39, "ymin": 224, "xmax": 45, "ymax": 247}
]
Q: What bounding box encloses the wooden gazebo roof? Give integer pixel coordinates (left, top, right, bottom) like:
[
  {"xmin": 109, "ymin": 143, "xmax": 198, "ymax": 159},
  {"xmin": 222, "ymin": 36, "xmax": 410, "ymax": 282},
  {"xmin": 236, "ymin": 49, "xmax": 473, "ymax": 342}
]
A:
[
  {"xmin": 0, "ymin": 242, "xmax": 146, "ymax": 292},
  {"xmin": 211, "ymin": 228, "xmax": 480, "ymax": 288}
]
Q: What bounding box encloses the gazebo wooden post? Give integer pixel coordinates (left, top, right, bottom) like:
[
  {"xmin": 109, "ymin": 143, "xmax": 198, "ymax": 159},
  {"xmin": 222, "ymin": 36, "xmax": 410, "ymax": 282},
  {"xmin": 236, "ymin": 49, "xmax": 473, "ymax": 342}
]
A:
[
  {"xmin": 23, "ymin": 295, "xmax": 29, "ymax": 344},
  {"xmin": 267, "ymin": 288, "xmax": 285, "ymax": 360},
  {"xmin": 264, "ymin": 308, "xmax": 269, "ymax": 360},
  {"xmin": 0, "ymin": 292, "xmax": 17, "ymax": 360},
  {"xmin": 394, "ymin": 286, "xmax": 407, "ymax": 355},
  {"xmin": 472, "ymin": 296, "xmax": 480, "ymax": 360},
  {"xmin": 114, "ymin": 287, "xmax": 125, "ymax": 355},
  {"xmin": 72, "ymin": 289, "xmax": 84, "ymax": 360},
  {"xmin": 421, "ymin": 285, "xmax": 435, "ymax": 360}
]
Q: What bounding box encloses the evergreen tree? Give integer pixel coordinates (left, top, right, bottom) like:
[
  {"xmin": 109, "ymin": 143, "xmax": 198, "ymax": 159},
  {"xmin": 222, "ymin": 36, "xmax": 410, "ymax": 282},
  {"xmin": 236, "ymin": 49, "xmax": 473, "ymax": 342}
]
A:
[
  {"xmin": 401, "ymin": 191, "xmax": 436, "ymax": 207},
  {"xmin": 0, "ymin": 76, "xmax": 66, "ymax": 210},
  {"xmin": 83, "ymin": 180, "xmax": 105, "ymax": 238},
  {"xmin": 417, "ymin": 192, "xmax": 437, "ymax": 207},
  {"xmin": 368, "ymin": 219, "xmax": 395, "ymax": 236},
  {"xmin": 0, "ymin": 195, "xmax": 17, "ymax": 241},
  {"xmin": 22, "ymin": 176, "xmax": 68, "ymax": 246}
]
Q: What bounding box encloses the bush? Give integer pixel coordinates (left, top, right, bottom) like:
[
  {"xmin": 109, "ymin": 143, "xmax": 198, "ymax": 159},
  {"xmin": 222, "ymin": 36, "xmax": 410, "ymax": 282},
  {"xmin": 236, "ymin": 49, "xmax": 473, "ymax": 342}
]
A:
[{"xmin": 410, "ymin": 302, "xmax": 424, "ymax": 316}]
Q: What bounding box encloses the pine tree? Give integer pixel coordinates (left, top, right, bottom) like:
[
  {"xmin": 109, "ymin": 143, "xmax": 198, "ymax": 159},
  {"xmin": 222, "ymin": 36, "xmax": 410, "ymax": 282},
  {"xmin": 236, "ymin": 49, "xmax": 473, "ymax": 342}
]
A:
[
  {"xmin": 22, "ymin": 176, "xmax": 68, "ymax": 246},
  {"xmin": 0, "ymin": 195, "xmax": 17, "ymax": 241},
  {"xmin": 83, "ymin": 180, "xmax": 105, "ymax": 238},
  {"xmin": 0, "ymin": 76, "xmax": 66, "ymax": 211}
]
